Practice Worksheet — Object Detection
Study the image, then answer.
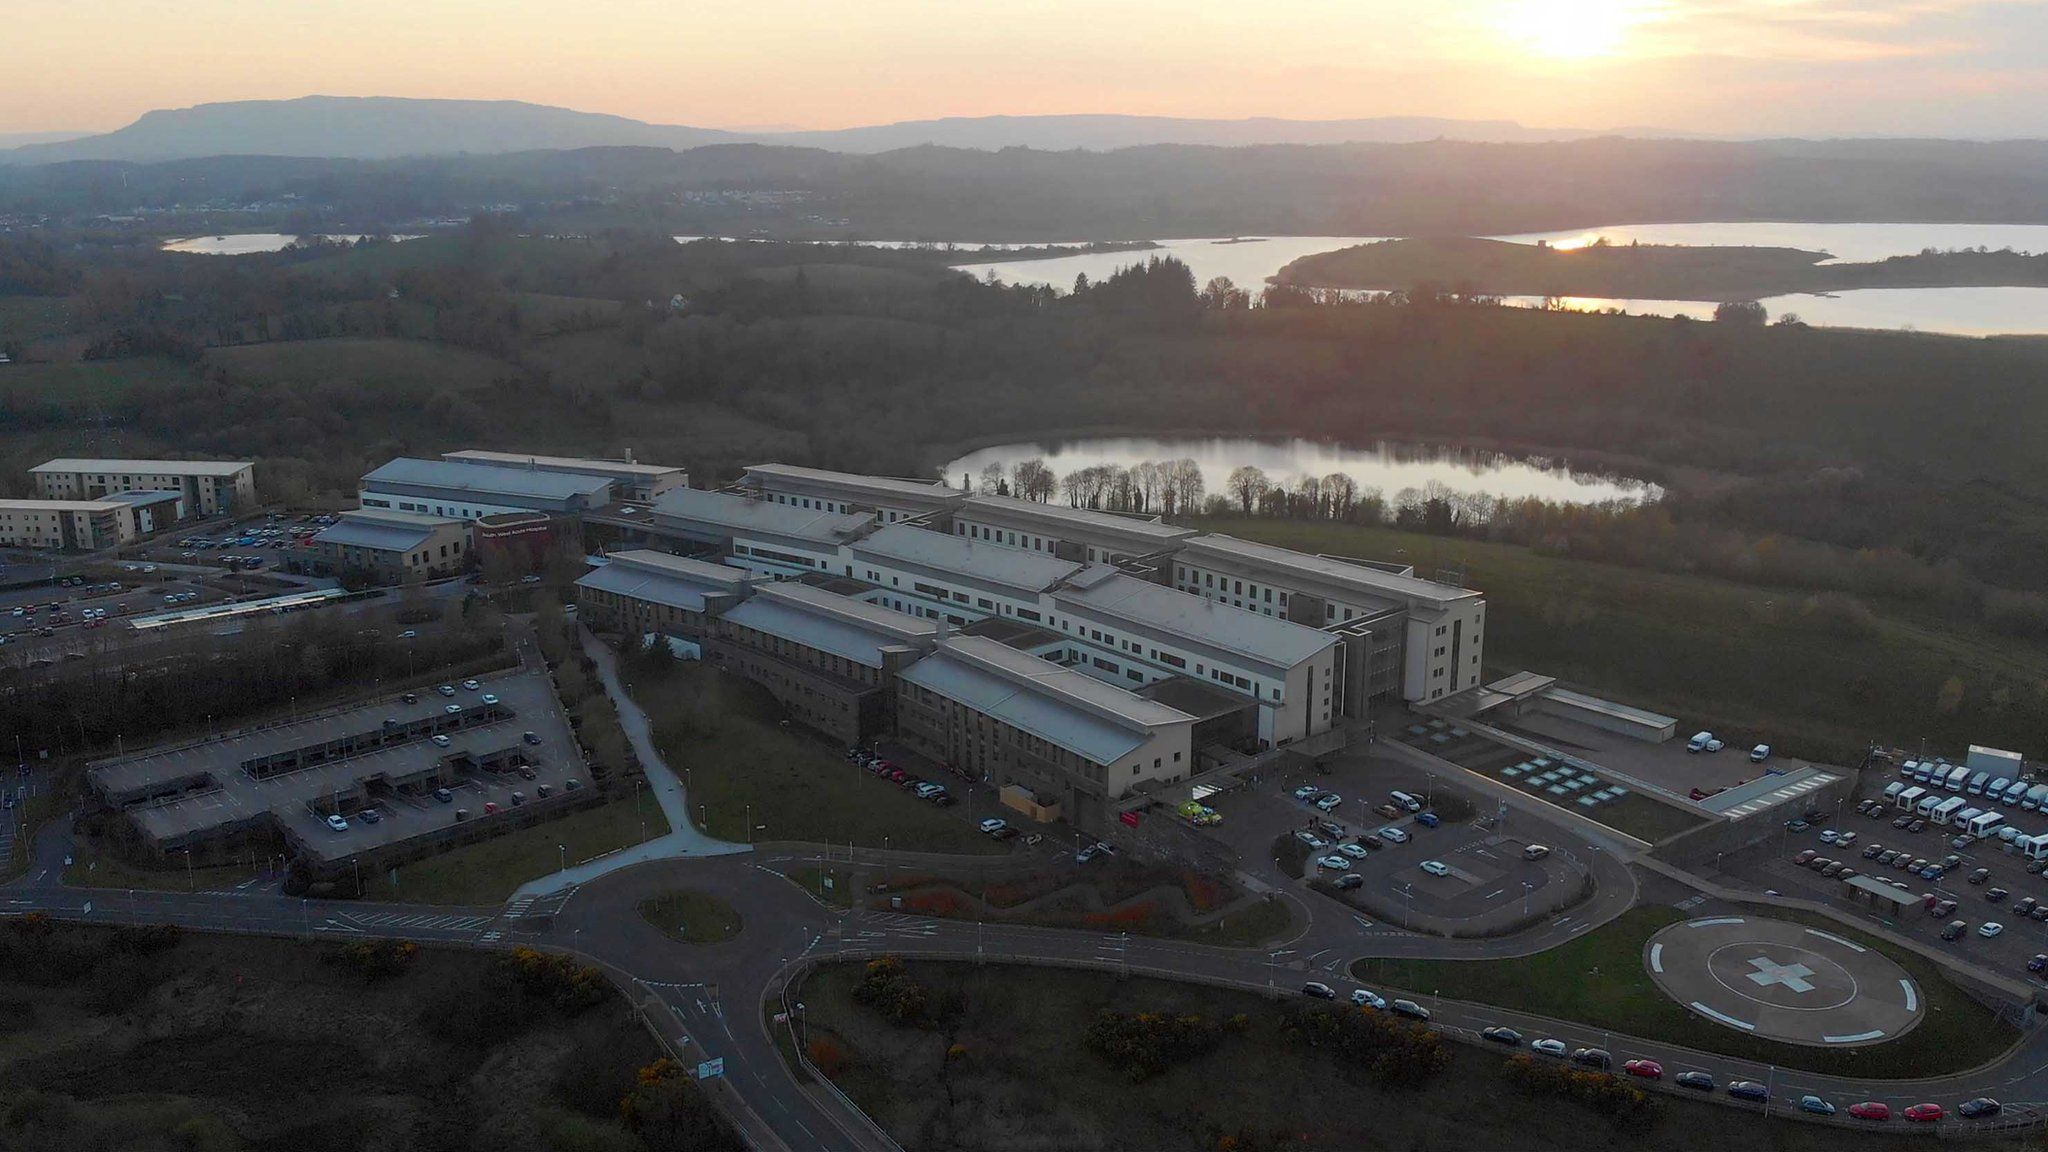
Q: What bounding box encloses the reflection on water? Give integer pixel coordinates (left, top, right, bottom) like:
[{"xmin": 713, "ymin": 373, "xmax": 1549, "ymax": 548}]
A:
[
  {"xmin": 1489, "ymin": 222, "xmax": 2048, "ymax": 263},
  {"xmin": 160, "ymin": 233, "xmax": 421, "ymax": 255},
  {"xmin": 943, "ymin": 437, "xmax": 1659, "ymax": 508}
]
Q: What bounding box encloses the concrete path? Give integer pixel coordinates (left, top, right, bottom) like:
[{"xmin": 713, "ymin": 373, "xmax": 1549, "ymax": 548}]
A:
[{"xmin": 510, "ymin": 631, "xmax": 745, "ymax": 897}]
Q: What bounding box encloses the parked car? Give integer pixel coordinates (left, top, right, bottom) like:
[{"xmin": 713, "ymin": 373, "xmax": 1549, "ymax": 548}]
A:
[
  {"xmin": 1338, "ymin": 843, "xmax": 1370, "ymax": 860},
  {"xmin": 1751, "ymin": 744, "xmax": 1772, "ymax": 763},
  {"xmin": 401, "ymin": 692, "xmax": 419, "ymax": 704},
  {"xmin": 1318, "ymin": 855, "xmax": 1352, "ymax": 871},
  {"xmin": 1292, "ymin": 785, "xmax": 1322, "ymax": 801},
  {"xmin": 1351, "ymin": 988, "xmax": 1386, "ymax": 1009},
  {"xmin": 1419, "ymin": 860, "xmax": 1450, "ymax": 877},
  {"xmin": 1969, "ymin": 867, "xmax": 1993, "ymax": 884},
  {"xmin": 1728, "ymin": 1081, "xmax": 1769, "ymax": 1102},
  {"xmin": 1820, "ymin": 829, "xmax": 1840, "ymax": 844},
  {"xmin": 523, "ymin": 731, "xmax": 542, "ymax": 746},
  {"xmin": 1622, "ymin": 1059, "xmax": 1663, "ymax": 1080},
  {"xmin": 1335, "ymin": 874, "xmax": 1364, "ymax": 890},
  {"xmin": 461, "ymin": 679, "xmax": 480, "ymax": 691},
  {"xmin": 1294, "ymin": 831, "xmax": 1328, "ymax": 850},
  {"xmin": 1903, "ymin": 1104, "xmax": 1944, "ymax": 1122},
  {"xmin": 1375, "ymin": 803, "xmax": 1403, "ymax": 819},
  {"xmin": 1315, "ymin": 793, "xmax": 1343, "ymax": 812},
  {"xmin": 1675, "ymin": 1071, "xmax": 1715, "ymax": 1091},
  {"xmin": 978, "ymin": 818, "xmax": 1009, "ymax": 836},
  {"xmin": 1390, "ymin": 999, "xmax": 1430, "ymax": 1021},
  {"xmin": 1571, "ymin": 1048, "xmax": 1612, "ymax": 1070},
  {"xmin": 431, "ymin": 734, "xmax": 451, "ymax": 747},
  {"xmin": 1958, "ymin": 1098, "xmax": 2002, "ymax": 1119},
  {"xmin": 325, "ymin": 814, "xmax": 348, "ymax": 832},
  {"xmin": 1799, "ymin": 1095, "xmax": 1836, "ymax": 1116},
  {"xmin": 1861, "ymin": 843, "xmax": 1884, "ymax": 859},
  {"xmin": 358, "ymin": 808, "xmax": 382, "ymax": 825},
  {"xmin": 480, "ymin": 693, "xmax": 499, "ymax": 706},
  {"xmin": 1848, "ymin": 1101, "xmax": 1892, "ymax": 1121},
  {"xmin": 1530, "ymin": 1039, "xmax": 1568, "ymax": 1058},
  {"xmin": 1942, "ymin": 920, "xmax": 1969, "ymax": 940},
  {"xmin": 437, "ymin": 684, "xmax": 456, "ymax": 696},
  {"xmin": 1980, "ymin": 922, "xmax": 2005, "ymax": 938},
  {"xmin": 1988, "ymin": 887, "xmax": 2010, "ymax": 903},
  {"xmin": 1379, "ymin": 826, "xmax": 1410, "ymax": 844},
  {"xmin": 1522, "ymin": 844, "xmax": 1551, "ymax": 861},
  {"xmin": 1415, "ymin": 811, "xmax": 1441, "ymax": 828},
  {"xmin": 433, "ymin": 788, "xmax": 453, "ymax": 803},
  {"xmin": 1481, "ymin": 1026, "xmax": 1522, "ymax": 1046},
  {"xmin": 1301, "ymin": 981, "xmax": 1337, "ymax": 1000}
]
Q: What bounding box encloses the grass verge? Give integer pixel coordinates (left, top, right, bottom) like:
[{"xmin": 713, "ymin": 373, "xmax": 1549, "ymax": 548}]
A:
[
  {"xmin": 376, "ymin": 790, "xmax": 670, "ymax": 905},
  {"xmin": 638, "ymin": 889, "xmax": 744, "ymax": 944},
  {"xmin": 1354, "ymin": 905, "xmax": 2015, "ymax": 1078}
]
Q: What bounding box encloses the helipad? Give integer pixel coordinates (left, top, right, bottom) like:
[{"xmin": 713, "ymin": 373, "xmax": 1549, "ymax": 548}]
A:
[{"xmin": 1644, "ymin": 916, "xmax": 1922, "ymax": 1047}]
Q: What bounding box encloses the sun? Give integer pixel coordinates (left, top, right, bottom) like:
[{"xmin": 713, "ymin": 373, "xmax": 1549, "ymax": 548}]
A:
[{"xmin": 1494, "ymin": 0, "xmax": 1655, "ymax": 60}]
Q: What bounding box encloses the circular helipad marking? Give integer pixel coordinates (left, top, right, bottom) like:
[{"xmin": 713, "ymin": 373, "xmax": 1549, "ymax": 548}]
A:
[{"xmin": 1644, "ymin": 915, "xmax": 1922, "ymax": 1047}]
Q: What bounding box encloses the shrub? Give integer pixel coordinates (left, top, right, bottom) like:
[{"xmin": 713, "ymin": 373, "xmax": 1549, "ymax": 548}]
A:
[
  {"xmin": 807, "ymin": 1037, "xmax": 847, "ymax": 1076},
  {"xmin": 332, "ymin": 938, "xmax": 420, "ymax": 982},
  {"xmin": 1084, "ymin": 1009, "xmax": 1228, "ymax": 1081},
  {"xmin": 507, "ymin": 946, "xmax": 607, "ymax": 1013},
  {"xmin": 1083, "ymin": 900, "xmax": 1160, "ymax": 932},
  {"xmin": 1279, "ymin": 1004, "xmax": 1450, "ymax": 1087},
  {"xmin": 850, "ymin": 956, "xmax": 958, "ymax": 1029}
]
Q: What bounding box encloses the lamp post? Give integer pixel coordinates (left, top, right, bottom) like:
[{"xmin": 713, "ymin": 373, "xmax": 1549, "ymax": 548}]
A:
[{"xmin": 557, "ymin": 842, "xmax": 567, "ymax": 874}]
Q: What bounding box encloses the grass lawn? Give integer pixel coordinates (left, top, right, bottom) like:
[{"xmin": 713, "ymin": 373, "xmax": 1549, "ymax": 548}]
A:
[
  {"xmin": 790, "ymin": 959, "xmax": 1960, "ymax": 1152},
  {"xmin": 208, "ymin": 336, "xmax": 515, "ymax": 394},
  {"xmin": 376, "ymin": 790, "xmax": 671, "ymax": 905},
  {"xmin": 1193, "ymin": 516, "xmax": 2048, "ymax": 764},
  {"xmin": 61, "ymin": 837, "xmax": 268, "ymax": 894},
  {"xmin": 638, "ymin": 889, "xmax": 744, "ymax": 944},
  {"xmin": 782, "ymin": 865, "xmax": 857, "ymax": 908},
  {"xmin": 629, "ymin": 663, "xmax": 1002, "ymax": 855},
  {"xmin": 1355, "ymin": 905, "xmax": 2015, "ymax": 1079},
  {"xmin": 0, "ymin": 356, "xmax": 200, "ymax": 409}
]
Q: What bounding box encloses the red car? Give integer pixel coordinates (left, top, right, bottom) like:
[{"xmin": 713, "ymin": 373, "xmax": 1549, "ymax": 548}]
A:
[
  {"xmin": 1848, "ymin": 1102, "xmax": 1892, "ymax": 1121},
  {"xmin": 1904, "ymin": 1104, "xmax": 1944, "ymax": 1123},
  {"xmin": 1621, "ymin": 1059, "xmax": 1663, "ymax": 1080}
]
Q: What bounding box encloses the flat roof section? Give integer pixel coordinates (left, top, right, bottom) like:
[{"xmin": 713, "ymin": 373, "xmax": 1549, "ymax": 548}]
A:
[
  {"xmin": 958, "ymin": 494, "xmax": 1196, "ymax": 545},
  {"xmin": 363, "ymin": 458, "xmax": 615, "ymax": 502},
  {"xmin": 1543, "ymin": 687, "xmax": 1678, "ymax": 730},
  {"xmin": 33, "ymin": 458, "xmax": 252, "ymax": 477},
  {"xmin": 578, "ymin": 550, "xmax": 758, "ymax": 614},
  {"xmin": 744, "ymin": 463, "xmax": 965, "ymax": 505},
  {"xmin": 1696, "ymin": 767, "xmax": 1841, "ymax": 818},
  {"xmin": 851, "ymin": 523, "xmax": 1084, "ymax": 592},
  {"xmin": 1053, "ymin": 570, "xmax": 1339, "ymax": 670},
  {"xmin": 445, "ymin": 449, "xmax": 684, "ymax": 480},
  {"xmin": 722, "ymin": 583, "xmax": 938, "ymax": 668},
  {"xmin": 1177, "ymin": 534, "xmax": 1479, "ymax": 609},
  {"xmin": 314, "ymin": 509, "xmax": 464, "ymax": 553},
  {"xmin": 650, "ymin": 487, "xmax": 875, "ymax": 545},
  {"xmin": 1135, "ymin": 676, "xmax": 1259, "ymax": 723},
  {"xmin": 958, "ymin": 615, "xmax": 1066, "ymax": 652}
]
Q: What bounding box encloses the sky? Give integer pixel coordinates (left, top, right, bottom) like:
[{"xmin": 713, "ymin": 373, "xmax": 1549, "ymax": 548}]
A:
[{"xmin": 7, "ymin": 0, "xmax": 2047, "ymax": 137}]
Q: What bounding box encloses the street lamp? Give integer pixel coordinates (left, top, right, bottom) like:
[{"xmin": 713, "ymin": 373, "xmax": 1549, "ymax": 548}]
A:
[{"xmin": 557, "ymin": 842, "xmax": 567, "ymax": 874}]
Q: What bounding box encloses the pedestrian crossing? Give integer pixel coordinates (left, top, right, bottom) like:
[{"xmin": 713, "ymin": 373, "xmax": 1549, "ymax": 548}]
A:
[{"xmin": 341, "ymin": 910, "xmax": 495, "ymax": 933}]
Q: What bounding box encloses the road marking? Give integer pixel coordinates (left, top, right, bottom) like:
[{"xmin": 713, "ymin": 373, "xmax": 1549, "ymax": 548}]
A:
[
  {"xmin": 1823, "ymin": 1030, "xmax": 1885, "ymax": 1044},
  {"xmin": 1690, "ymin": 1002, "xmax": 1755, "ymax": 1031},
  {"xmin": 1649, "ymin": 943, "xmax": 1664, "ymax": 973},
  {"xmin": 1804, "ymin": 928, "xmax": 1866, "ymax": 953},
  {"xmin": 1900, "ymin": 980, "xmax": 1917, "ymax": 1012},
  {"xmin": 1689, "ymin": 917, "xmax": 1745, "ymax": 928}
]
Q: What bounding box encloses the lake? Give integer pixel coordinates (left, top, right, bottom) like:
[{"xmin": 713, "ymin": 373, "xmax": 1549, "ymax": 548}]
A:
[
  {"xmin": 160, "ymin": 233, "xmax": 421, "ymax": 255},
  {"xmin": 943, "ymin": 437, "xmax": 1659, "ymax": 509},
  {"xmin": 949, "ymin": 223, "xmax": 2048, "ymax": 336}
]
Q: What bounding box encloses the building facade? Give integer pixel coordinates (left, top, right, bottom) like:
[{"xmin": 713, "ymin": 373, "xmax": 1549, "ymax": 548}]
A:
[
  {"xmin": 951, "ymin": 494, "xmax": 1194, "ymax": 573},
  {"xmin": 359, "ymin": 458, "xmax": 616, "ymax": 520},
  {"xmin": 574, "ymin": 550, "xmax": 759, "ymax": 640},
  {"xmin": 708, "ymin": 582, "xmax": 940, "ymax": 743},
  {"xmin": 311, "ymin": 509, "xmax": 471, "ymax": 581},
  {"xmin": 31, "ymin": 458, "xmax": 253, "ymax": 518},
  {"xmin": 739, "ymin": 462, "xmax": 966, "ymax": 525},
  {"xmin": 442, "ymin": 450, "xmax": 688, "ymax": 504},
  {"xmin": 0, "ymin": 491, "xmax": 185, "ymax": 551}
]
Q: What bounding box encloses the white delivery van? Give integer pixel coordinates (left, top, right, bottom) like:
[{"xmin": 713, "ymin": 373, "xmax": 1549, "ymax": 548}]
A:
[
  {"xmin": 1390, "ymin": 791, "xmax": 1423, "ymax": 813},
  {"xmin": 1946, "ymin": 765, "xmax": 1972, "ymax": 791},
  {"xmin": 1897, "ymin": 785, "xmax": 1927, "ymax": 811},
  {"xmin": 1966, "ymin": 811, "xmax": 2006, "ymax": 839},
  {"xmin": 1955, "ymin": 806, "xmax": 1983, "ymax": 827},
  {"xmin": 2006, "ymin": 780, "xmax": 2032, "ymax": 805},
  {"xmin": 1932, "ymin": 796, "xmax": 1967, "ymax": 825},
  {"xmin": 1900, "ymin": 758, "xmax": 1921, "ymax": 779},
  {"xmin": 2023, "ymin": 834, "xmax": 2048, "ymax": 863},
  {"xmin": 1687, "ymin": 731, "xmax": 1713, "ymax": 753},
  {"xmin": 1917, "ymin": 793, "xmax": 1945, "ymax": 817},
  {"xmin": 1968, "ymin": 772, "xmax": 1990, "ymax": 795},
  {"xmin": 1989, "ymin": 778, "xmax": 2013, "ymax": 803},
  {"xmin": 1883, "ymin": 782, "xmax": 1906, "ymax": 804},
  {"xmin": 2027, "ymin": 784, "xmax": 2048, "ymax": 812}
]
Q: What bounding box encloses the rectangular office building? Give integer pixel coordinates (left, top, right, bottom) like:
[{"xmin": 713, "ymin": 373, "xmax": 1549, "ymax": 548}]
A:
[
  {"xmin": 32, "ymin": 458, "xmax": 253, "ymax": 518},
  {"xmin": 311, "ymin": 509, "xmax": 471, "ymax": 582},
  {"xmin": 897, "ymin": 636, "xmax": 1197, "ymax": 829},
  {"xmin": 442, "ymin": 450, "xmax": 688, "ymax": 503},
  {"xmin": 710, "ymin": 582, "xmax": 940, "ymax": 743},
  {"xmin": 359, "ymin": 458, "xmax": 616, "ymax": 520},
  {"xmin": 739, "ymin": 463, "xmax": 967, "ymax": 525},
  {"xmin": 951, "ymin": 494, "xmax": 1196, "ymax": 573},
  {"xmin": 575, "ymin": 550, "xmax": 761, "ymax": 640},
  {"xmin": 844, "ymin": 523, "xmax": 1084, "ymax": 626},
  {"xmin": 622, "ymin": 487, "xmax": 876, "ymax": 577}
]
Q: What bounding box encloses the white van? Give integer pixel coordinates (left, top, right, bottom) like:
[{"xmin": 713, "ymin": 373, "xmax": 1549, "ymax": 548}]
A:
[
  {"xmin": 2027, "ymin": 784, "xmax": 2048, "ymax": 812},
  {"xmin": 1900, "ymin": 758, "xmax": 1921, "ymax": 779},
  {"xmin": 2006, "ymin": 780, "xmax": 2032, "ymax": 806},
  {"xmin": 1390, "ymin": 791, "xmax": 1423, "ymax": 813},
  {"xmin": 1989, "ymin": 778, "xmax": 2013, "ymax": 803},
  {"xmin": 1916, "ymin": 793, "xmax": 1944, "ymax": 817},
  {"xmin": 1955, "ymin": 806, "xmax": 1983, "ymax": 827},
  {"xmin": 1968, "ymin": 772, "xmax": 1990, "ymax": 795},
  {"xmin": 1897, "ymin": 785, "xmax": 1927, "ymax": 811},
  {"xmin": 1912, "ymin": 761, "xmax": 1941, "ymax": 784},
  {"xmin": 1687, "ymin": 731, "xmax": 1714, "ymax": 753},
  {"xmin": 1932, "ymin": 796, "xmax": 1967, "ymax": 825},
  {"xmin": 2023, "ymin": 834, "xmax": 2048, "ymax": 863},
  {"xmin": 1945, "ymin": 765, "xmax": 1971, "ymax": 791},
  {"xmin": 1966, "ymin": 811, "xmax": 2006, "ymax": 839},
  {"xmin": 1883, "ymin": 782, "xmax": 1906, "ymax": 804}
]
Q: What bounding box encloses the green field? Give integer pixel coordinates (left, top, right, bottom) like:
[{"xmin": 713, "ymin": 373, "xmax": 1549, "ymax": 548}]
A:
[
  {"xmin": 792, "ymin": 959, "xmax": 1967, "ymax": 1152},
  {"xmin": 376, "ymin": 790, "xmax": 670, "ymax": 905},
  {"xmin": 0, "ymin": 356, "xmax": 199, "ymax": 407},
  {"xmin": 630, "ymin": 662, "xmax": 1003, "ymax": 854},
  {"xmin": 638, "ymin": 889, "xmax": 745, "ymax": 944},
  {"xmin": 209, "ymin": 336, "xmax": 515, "ymax": 394},
  {"xmin": 1356, "ymin": 906, "xmax": 2014, "ymax": 1079},
  {"xmin": 1195, "ymin": 516, "xmax": 2048, "ymax": 763}
]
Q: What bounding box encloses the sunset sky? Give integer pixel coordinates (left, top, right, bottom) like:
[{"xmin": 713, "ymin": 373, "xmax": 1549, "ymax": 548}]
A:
[{"xmin": 9, "ymin": 0, "xmax": 2046, "ymax": 137}]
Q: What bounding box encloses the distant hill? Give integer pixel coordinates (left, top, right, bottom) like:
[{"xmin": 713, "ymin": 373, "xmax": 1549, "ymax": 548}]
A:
[{"xmin": 0, "ymin": 97, "xmax": 1692, "ymax": 164}]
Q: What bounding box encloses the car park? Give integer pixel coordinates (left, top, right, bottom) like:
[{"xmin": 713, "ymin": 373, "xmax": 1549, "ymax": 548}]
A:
[
  {"xmin": 1301, "ymin": 982, "xmax": 1337, "ymax": 1000},
  {"xmin": 1419, "ymin": 860, "xmax": 1450, "ymax": 877},
  {"xmin": 1351, "ymin": 988, "xmax": 1386, "ymax": 1009},
  {"xmin": 1848, "ymin": 1102, "xmax": 1891, "ymax": 1121},
  {"xmin": 1530, "ymin": 1039, "xmax": 1567, "ymax": 1058},
  {"xmin": 1481, "ymin": 1026, "xmax": 1521, "ymax": 1045}
]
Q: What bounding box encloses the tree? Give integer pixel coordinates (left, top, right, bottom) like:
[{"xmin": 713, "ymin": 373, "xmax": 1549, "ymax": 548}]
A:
[
  {"xmin": 1323, "ymin": 472, "xmax": 1358, "ymax": 521},
  {"xmin": 1199, "ymin": 276, "xmax": 1251, "ymax": 311},
  {"xmin": 1011, "ymin": 458, "xmax": 1057, "ymax": 502},
  {"xmin": 977, "ymin": 461, "xmax": 1007, "ymax": 494},
  {"xmin": 1227, "ymin": 466, "xmax": 1270, "ymax": 514},
  {"xmin": 1714, "ymin": 299, "xmax": 1768, "ymax": 325}
]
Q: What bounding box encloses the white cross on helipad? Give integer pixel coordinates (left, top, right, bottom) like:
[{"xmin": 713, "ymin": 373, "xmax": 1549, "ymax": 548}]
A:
[{"xmin": 1746, "ymin": 956, "xmax": 1816, "ymax": 993}]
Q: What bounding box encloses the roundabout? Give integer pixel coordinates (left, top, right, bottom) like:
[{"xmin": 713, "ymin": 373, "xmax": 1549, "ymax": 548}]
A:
[{"xmin": 1645, "ymin": 915, "xmax": 1923, "ymax": 1047}]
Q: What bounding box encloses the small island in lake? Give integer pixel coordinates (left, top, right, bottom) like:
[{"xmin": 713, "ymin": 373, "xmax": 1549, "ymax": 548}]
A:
[{"xmin": 1272, "ymin": 236, "xmax": 2048, "ymax": 300}]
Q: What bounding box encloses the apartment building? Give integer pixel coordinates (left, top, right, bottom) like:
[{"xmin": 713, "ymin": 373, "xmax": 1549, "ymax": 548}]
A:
[
  {"xmin": 709, "ymin": 582, "xmax": 941, "ymax": 743},
  {"xmin": 738, "ymin": 462, "xmax": 967, "ymax": 525},
  {"xmin": 31, "ymin": 458, "xmax": 253, "ymax": 518},
  {"xmin": 442, "ymin": 450, "xmax": 688, "ymax": 503},
  {"xmin": 574, "ymin": 550, "xmax": 761, "ymax": 640},
  {"xmin": 897, "ymin": 635, "xmax": 1197, "ymax": 828}
]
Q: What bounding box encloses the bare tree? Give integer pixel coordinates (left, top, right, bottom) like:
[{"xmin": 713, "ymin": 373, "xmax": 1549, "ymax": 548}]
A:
[
  {"xmin": 1323, "ymin": 472, "xmax": 1358, "ymax": 521},
  {"xmin": 1059, "ymin": 469, "xmax": 1088, "ymax": 507},
  {"xmin": 1227, "ymin": 465, "xmax": 1270, "ymax": 515},
  {"xmin": 1292, "ymin": 474, "xmax": 1323, "ymax": 519},
  {"xmin": 1011, "ymin": 458, "xmax": 1056, "ymax": 502}
]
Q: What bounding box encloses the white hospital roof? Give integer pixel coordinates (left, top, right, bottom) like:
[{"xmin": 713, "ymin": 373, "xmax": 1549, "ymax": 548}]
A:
[
  {"xmin": 577, "ymin": 550, "xmax": 751, "ymax": 614},
  {"xmin": 901, "ymin": 636, "xmax": 1192, "ymax": 766},
  {"xmin": 1054, "ymin": 570, "xmax": 1338, "ymax": 669},
  {"xmin": 721, "ymin": 583, "xmax": 937, "ymax": 668},
  {"xmin": 851, "ymin": 524, "xmax": 1083, "ymax": 591},
  {"xmin": 959, "ymin": 494, "xmax": 1195, "ymax": 545},
  {"xmin": 363, "ymin": 458, "xmax": 614, "ymax": 501},
  {"xmin": 445, "ymin": 450, "xmax": 684, "ymax": 480},
  {"xmin": 651, "ymin": 487, "xmax": 874, "ymax": 543},
  {"xmin": 33, "ymin": 458, "xmax": 251, "ymax": 476},
  {"xmin": 744, "ymin": 463, "xmax": 965, "ymax": 505}
]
